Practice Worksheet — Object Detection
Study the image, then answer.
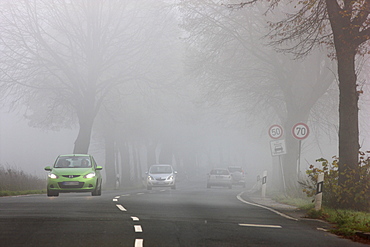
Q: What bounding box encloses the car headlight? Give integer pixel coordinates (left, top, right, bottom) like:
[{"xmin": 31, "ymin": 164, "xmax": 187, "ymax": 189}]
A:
[
  {"xmin": 84, "ymin": 172, "xmax": 96, "ymax": 179},
  {"xmin": 48, "ymin": 173, "xmax": 59, "ymax": 179},
  {"xmin": 167, "ymin": 175, "xmax": 174, "ymax": 180},
  {"xmin": 147, "ymin": 175, "xmax": 154, "ymax": 180}
]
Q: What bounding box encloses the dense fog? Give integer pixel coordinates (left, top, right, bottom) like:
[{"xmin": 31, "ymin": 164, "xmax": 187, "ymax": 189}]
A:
[{"xmin": 0, "ymin": 0, "xmax": 369, "ymax": 190}]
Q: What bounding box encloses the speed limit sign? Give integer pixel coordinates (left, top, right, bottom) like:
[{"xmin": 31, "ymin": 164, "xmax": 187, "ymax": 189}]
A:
[
  {"xmin": 292, "ymin": 123, "xmax": 309, "ymax": 140},
  {"xmin": 269, "ymin": 125, "xmax": 283, "ymax": 139}
]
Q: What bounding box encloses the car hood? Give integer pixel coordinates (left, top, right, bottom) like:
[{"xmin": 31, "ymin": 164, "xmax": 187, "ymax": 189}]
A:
[
  {"xmin": 51, "ymin": 168, "xmax": 95, "ymax": 175},
  {"xmin": 149, "ymin": 173, "xmax": 173, "ymax": 179}
]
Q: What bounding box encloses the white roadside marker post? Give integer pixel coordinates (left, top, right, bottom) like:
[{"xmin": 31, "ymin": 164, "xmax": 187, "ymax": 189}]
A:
[
  {"xmin": 315, "ymin": 173, "xmax": 324, "ymax": 211},
  {"xmin": 262, "ymin": 170, "xmax": 267, "ymax": 198}
]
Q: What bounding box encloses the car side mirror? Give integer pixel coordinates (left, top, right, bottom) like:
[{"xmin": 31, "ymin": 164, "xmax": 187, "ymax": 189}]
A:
[
  {"xmin": 96, "ymin": 166, "xmax": 103, "ymax": 170},
  {"xmin": 174, "ymin": 171, "xmax": 178, "ymax": 174},
  {"xmin": 44, "ymin": 166, "xmax": 52, "ymax": 171}
]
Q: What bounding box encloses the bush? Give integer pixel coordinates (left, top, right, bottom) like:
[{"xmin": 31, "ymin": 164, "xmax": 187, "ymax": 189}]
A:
[
  {"xmin": 300, "ymin": 152, "xmax": 370, "ymax": 212},
  {"xmin": 0, "ymin": 165, "xmax": 45, "ymax": 193}
]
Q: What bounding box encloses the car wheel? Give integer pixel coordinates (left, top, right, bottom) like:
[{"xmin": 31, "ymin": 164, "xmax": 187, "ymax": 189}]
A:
[
  {"xmin": 171, "ymin": 185, "xmax": 176, "ymax": 190},
  {"xmin": 96, "ymin": 183, "xmax": 102, "ymax": 196},
  {"xmin": 47, "ymin": 189, "xmax": 59, "ymax": 197},
  {"xmin": 92, "ymin": 182, "xmax": 101, "ymax": 196},
  {"xmin": 147, "ymin": 185, "xmax": 152, "ymax": 190}
]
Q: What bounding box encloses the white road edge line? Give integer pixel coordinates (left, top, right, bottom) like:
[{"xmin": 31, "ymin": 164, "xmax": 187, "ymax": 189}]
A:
[
  {"xmin": 134, "ymin": 225, "xmax": 143, "ymax": 232},
  {"xmin": 239, "ymin": 223, "xmax": 282, "ymax": 228},
  {"xmin": 116, "ymin": 204, "xmax": 127, "ymax": 211},
  {"xmin": 237, "ymin": 192, "xmax": 298, "ymax": 221},
  {"xmin": 135, "ymin": 239, "xmax": 143, "ymax": 247}
]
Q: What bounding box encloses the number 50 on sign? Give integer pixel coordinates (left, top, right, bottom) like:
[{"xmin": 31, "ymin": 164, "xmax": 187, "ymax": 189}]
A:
[{"xmin": 268, "ymin": 125, "xmax": 283, "ymax": 139}]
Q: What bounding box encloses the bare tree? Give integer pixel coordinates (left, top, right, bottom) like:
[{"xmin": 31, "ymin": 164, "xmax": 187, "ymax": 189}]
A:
[
  {"xmin": 178, "ymin": 0, "xmax": 337, "ymax": 190},
  {"xmin": 240, "ymin": 0, "xmax": 370, "ymax": 207},
  {"xmin": 0, "ymin": 0, "xmax": 156, "ymax": 154}
]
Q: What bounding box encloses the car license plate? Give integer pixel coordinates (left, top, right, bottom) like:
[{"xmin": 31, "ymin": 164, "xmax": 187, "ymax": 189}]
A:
[
  {"xmin": 216, "ymin": 176, "xmax": 223, "ymax": 179},
  {"xmin": 63, "ymin": 181, "xmax": 79, "ymax": 186}
]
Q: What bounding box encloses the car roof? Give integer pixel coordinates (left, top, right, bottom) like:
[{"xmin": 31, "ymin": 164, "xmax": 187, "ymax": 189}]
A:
[{"xmin": 59, "ymin": 154, "xmax": 90, "ymax": 157}]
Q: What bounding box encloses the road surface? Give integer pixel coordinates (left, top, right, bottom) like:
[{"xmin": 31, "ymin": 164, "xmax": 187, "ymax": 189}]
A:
[{"xmin": 0, "ymin": 179, "xmax": 366, "ymax": 246}]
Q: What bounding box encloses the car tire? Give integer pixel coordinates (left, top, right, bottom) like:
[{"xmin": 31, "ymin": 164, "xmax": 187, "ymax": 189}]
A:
[
  {"xmin": 92, "ymin": 181, "xmax": 102, "ymax": 196},
  {"xmin": 147, "ymin": 186, "xmax": 152, "ymax": 190},
  {"xmin": 96, "ymin": 183, "xmax": 102, "ymax": 196},
  {"xmin": 47, "ymin": 189, "xmax": 59, "ymax": 197},
  {"xmin": 171, "ymin": 185, "xmax": 176, "ymax": 190}
]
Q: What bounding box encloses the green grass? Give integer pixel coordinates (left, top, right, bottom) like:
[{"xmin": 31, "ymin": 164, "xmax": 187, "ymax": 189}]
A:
[
  {"xmin": 0, "ymin": 164, "xmax": 46, "ymax": 196},
  {"xmin": 274, "ymin": 195, "xmax": 314, "ymax": 210},
  {"xmin": 0, "ymin": 190, "xmax": 46, "ymax": 197},
  {"xmin": 275, "ymin": 194, "xmax": 370, "ymax": 237},
  {"xmin": 308, "ymin": 208, "xmax": 370, "ymax": 236}
]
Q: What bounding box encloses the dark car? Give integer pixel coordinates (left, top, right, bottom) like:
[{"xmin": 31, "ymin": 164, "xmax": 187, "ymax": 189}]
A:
[{"xmin": 228, "ymin": 166, "xmax": 246, "ymax": 188}]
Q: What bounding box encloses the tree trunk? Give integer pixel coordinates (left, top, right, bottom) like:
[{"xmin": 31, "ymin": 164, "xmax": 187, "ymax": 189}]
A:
[
  {"xmin": 337, "ymin": 50, "xmax": 359, "ymax": 184},
  {"xmin": 104, "ymin": 127, "xmax": 116, "ymax": 189},
  {"xmin": 326, "ymin": 0, "xmax": 360, "ymax": 186},
  {"xmin": 146, "ymin": 140, "xmax": 158, "ymax": 167},
  {"xmin": 158, "ymin": 142, "xmax": 173, "ymax": 164},
  {"xmin": 73, "ymin": 112, "xmax": 95, "ymax": 154}
]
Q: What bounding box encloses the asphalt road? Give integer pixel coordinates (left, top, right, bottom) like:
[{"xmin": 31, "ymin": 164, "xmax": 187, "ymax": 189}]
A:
[{"xmin": 0, "ymin": 179, "xmax": 367, "ymax": 247}]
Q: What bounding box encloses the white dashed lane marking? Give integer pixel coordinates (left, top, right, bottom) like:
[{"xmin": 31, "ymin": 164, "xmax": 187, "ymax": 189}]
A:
[
  {"xmin": 135, "ymin": 239, "xmax": 143, "ymax": 247},
  {"xmin": 134, "ymin": 225, "xmax": 143, "ymax": 232},
  {"xmin": 113, "ymin": 196, "xmax": 143, "ymax": 246},
  {"xmin": 131, "ymin": 216, "xmax": 140, "ymax": 221},
  {"xmin": 116, "ymin": 204, "xmax": 127, "ymax": 211}
]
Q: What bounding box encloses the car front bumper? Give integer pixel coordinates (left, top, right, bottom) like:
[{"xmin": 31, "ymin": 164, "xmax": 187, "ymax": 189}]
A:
[{"xmin": 47, "ymin": 177, "xmax": 98, "ymax": 192}]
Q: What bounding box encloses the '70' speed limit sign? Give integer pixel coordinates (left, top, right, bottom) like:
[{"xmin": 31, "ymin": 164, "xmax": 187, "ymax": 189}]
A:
[{"xmin": 292, "ymin": 123, "xmax": 309, "ymax": 140}]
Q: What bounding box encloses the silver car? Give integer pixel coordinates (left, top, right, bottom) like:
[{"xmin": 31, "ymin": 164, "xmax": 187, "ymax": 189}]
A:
[
  {"xmin": 146, "ymin": 164, "xmax": 177, "ymax": 190},
  {"xmin": 207, "ymin": 168, "xmax": 232, "ymax": 189},
  {"xmin": 228, "ymin": 166, "xmax": 246, "ymax": 188}
]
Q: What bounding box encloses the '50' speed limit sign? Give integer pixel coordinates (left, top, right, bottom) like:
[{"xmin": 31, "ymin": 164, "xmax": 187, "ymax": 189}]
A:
[
  {"xmin": 292, "ymin": 123, "xmax": 309, "ymax": 140},
  {"xmin": 268, "ymin": 125, "xmax": 283, "ymax": 139}
]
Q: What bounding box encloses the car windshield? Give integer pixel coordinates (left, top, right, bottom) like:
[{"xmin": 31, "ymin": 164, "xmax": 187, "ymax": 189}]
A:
[
  {"xmin": 54, "ymin": 156, "xmax": 91, "ymax": 168},
  {"xmin": 149, "ymin": 165, "xmax": 172, "ymax": 174},
  {"xmin": 210, "ymin": 169, "xmax": 229, "ymax": 175},
  {"xmin": 228, "ymin": 167, "xmax": 242, "ymax": 173}
]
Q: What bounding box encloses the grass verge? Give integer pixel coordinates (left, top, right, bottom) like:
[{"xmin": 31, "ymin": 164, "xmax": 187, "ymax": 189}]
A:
[
  {"xmin": 0, "ymin": 190, "xmax": 46, "ymax": 197},
  {"xmin": 307, "ymin": 208, "xmax": 370, "ymax": 236},
  {"xmin": 275, "ymin": 195, "xmax": 370, "ymax": 241}
]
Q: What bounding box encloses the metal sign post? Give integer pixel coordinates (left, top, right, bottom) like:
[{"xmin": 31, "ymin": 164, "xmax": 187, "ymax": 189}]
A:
[
  {"xmin": 268, "ymin": 124, "xmax": 286, "ymax": 194},
  {"xmin": 292, "ymin": 123, "xmax": 309, "ymax": 177}
]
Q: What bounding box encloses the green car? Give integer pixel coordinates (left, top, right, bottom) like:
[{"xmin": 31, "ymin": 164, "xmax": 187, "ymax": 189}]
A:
[{"xmin": 44, "ymin": 154, "xmax": 103, "ymax": 197}]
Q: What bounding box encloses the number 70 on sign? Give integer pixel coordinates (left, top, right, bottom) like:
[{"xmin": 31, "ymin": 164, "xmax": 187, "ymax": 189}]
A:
[{"xmin": 292, "ymin": 123, "xmax": 309, "ymax": 140}]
